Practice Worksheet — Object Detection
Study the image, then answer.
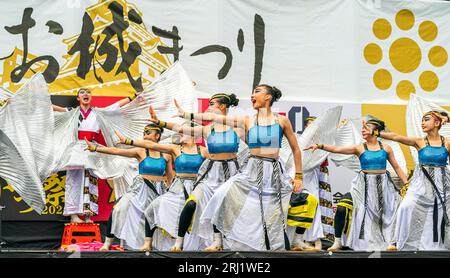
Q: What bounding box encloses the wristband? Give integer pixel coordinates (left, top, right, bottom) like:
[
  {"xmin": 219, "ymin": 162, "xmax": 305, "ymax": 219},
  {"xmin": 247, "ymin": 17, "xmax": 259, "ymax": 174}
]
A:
[
  {"xmin": 128, "ymin": 93, "xmax": 137, "ymax": 102},
  {"xmin": 372, "ymin": 130, "xmax": 380, "ymax": 137},
  {"xmin": 316, "ymin": 144, "xmax": 324, "ymax": 150},
  {"xmin": 88, "ymin": 145, "xmax": 97, "ymax": 152},
  {"xmin": 157, "ymin": 120, "xmax": 167, "ymax": 128},
  {"xmin": 125, "ymin": 138, "xmax": 134, "ymax": 145},
  {"xmin": 295, "ymin": 172, "xmax": 303, "ymax": 181}
]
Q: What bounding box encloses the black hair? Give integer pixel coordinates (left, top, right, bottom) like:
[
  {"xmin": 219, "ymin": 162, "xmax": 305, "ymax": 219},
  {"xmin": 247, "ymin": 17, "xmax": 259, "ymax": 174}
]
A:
[
  {"xmin": 210, "ymin": 93, "xmax": 239, "ymax": 108},
  {"xmin": 257, "ymin": 84, "xmax": 282, "ymax": 106},
  {"xmin": 367, "ymin": 119, "xmax": 386, "ymax": 132},
  {"xmin": 144, "ymin": 123, "xmax": 164, "ymax": 142}
]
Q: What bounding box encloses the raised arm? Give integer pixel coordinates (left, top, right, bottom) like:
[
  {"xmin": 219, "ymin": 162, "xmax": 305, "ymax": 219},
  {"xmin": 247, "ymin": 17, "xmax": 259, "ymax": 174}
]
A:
[
  {"xmin": 52, "ymin": 104, "xmax": 68, "ymax": 112},
  {"xmin": 115, "ymin": 91, "xmax": 142, "ymax": 108},
  {"xmin": 385, "ymin": 145, "xmax": 408, "ymax": 184},
  {"xmin": 174, "ymin": 99, "xmax": 247, "ymax": 129},
  {"xmin": 148, "ymin": 105, "xmax": 206, "ymax": 137},
  {"xmin": 362, "ymin": 120, "xmax": 418, "ymax": 147},
  {"xmin": 281, "ymin": 116, "xmax": 302, "ymax": 192},
  {"xmin": 85, "ymin": 138, "xmax": 141, "ymax": 159},
  {"xmin": 114, "ymin": 130, "xmax": 177, "ymax": 156},
  {"xmin": 304, "ymin": 143, "xmax": 359, "ymax": 155}
]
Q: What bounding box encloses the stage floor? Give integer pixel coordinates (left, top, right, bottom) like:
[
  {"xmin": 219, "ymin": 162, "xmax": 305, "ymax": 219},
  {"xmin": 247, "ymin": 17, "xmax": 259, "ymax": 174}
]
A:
[{"xmin": 1, "ymin": 249, "xmax": 450, "ymax": 258}]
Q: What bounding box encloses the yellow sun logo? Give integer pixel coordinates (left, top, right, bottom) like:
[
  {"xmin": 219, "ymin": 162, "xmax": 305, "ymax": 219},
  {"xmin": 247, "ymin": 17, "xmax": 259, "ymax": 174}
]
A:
[{"xmin": 364, "ymin": 9, "xmax": 448, "ymax": 100}]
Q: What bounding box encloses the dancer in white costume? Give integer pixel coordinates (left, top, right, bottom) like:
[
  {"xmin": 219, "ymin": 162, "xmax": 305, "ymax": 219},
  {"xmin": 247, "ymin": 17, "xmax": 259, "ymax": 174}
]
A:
[
  {"xmin": 376, "ymin": 111, "xmax": 450, "ymax": 251},
  {"xmin": 52, "ymin": 88, "xmax": 139, "ymax": 223},
  {"xmin": 306, "ymin": 119, "xmax": 408, "ymax": 251},
  {"xmin": 115, "ymin": 123, "xmax": 208, "ymax": 251},
  {"xmin": 176, "ymin": 84, "xmax": 303, "ymax": 251},
  {"xmin": 84, "ymin": 123, "xmax": 174, "ymax": 251}
]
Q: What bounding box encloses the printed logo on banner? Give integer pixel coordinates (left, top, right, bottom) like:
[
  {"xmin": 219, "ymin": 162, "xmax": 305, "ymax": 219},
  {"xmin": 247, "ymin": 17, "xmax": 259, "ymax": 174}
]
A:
[{"xmin": 364, "ymin": 9, "xmax": 448, "ymax": 100}]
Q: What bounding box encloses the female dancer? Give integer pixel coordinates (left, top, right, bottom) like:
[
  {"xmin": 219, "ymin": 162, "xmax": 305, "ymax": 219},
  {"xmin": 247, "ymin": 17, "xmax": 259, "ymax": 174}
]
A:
[
  {"xmin": 174, "ymin": 84, "xmax": 303, "ymax": 251},
  {"xmin": 306, "ymin": 119, "xmax": 408, "ymax": 251},
  {"xmin": 84, "ymin": 123, "xmax": 173, "ymax": 251},
  {"xmin": 374, "ymin": 111, "xmax": 450, "ymax": 250},
  {"xmin": 146, "ymin": 93, "xmax": 242, "ymax": 251},
  {"xmin": 115, "ymin": 122, "xmax": 208, "ymax": 250}
]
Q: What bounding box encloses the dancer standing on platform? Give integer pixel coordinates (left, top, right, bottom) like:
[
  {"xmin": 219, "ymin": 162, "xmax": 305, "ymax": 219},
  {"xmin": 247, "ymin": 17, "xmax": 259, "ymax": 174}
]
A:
[
  {"xmin": 174, "ymin": 84, "xmax": 303, "ymax": 251},
  {"xmin": 84, "ymin": 123, "xmax": 173, "ymax": 251},
  {"xmin": 145, "ymin": 93, "xmax": 243, "ymax": 251},
  {"xmin": 52, "ymin": 88, "xmax": 140, "ymax": 223},
  {"xmin": 115, "ymin": 122, "xmax": 208, "ymax": 251},
  {"xmin": 375, "ymin": 111, "xmax": 450, "ymax": 250},
  {"xmin": 306, "ymin": 119, "xmax": 407, "ymax": 251}
]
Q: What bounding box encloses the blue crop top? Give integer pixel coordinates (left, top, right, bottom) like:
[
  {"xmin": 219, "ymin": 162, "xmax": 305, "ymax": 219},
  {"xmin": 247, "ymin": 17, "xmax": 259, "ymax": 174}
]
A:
[
  {"xmin": 359, "ymin": 142, "xmax": 388, "ymax": 171},
  {"xmin": 418, "ymin": 136, "xmax": 448, "ymax": 166},
  {"xmin": 174, "ymin": 145, "xmax": 205, "ymax": 174},
  {"xmin": 247, "ymin": 113, "xmax": 283, "ymax": 149},
  {"xmin": 139, "ymin": 149, "xmax": 167, "ymax": 176},
  {"xmin": 207, "ymin": 127, "xmax": 239, "ymax": 154}
]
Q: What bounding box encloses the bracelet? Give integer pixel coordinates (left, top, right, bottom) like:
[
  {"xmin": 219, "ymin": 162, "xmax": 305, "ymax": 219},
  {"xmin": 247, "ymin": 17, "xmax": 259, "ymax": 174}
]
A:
[
  {"xmin": 128, "ymin": 93, "xmax": 137, "ymax": 102},
  {"xmin": 316, "ymin": 144, "xmax": 324, "ymax": 149},
  {"xmin": 183, "ymin": 112, "xmax": 193, "ymax": 120},
  {"xmin": 88, "ymin": 145, "xmax": 98, "ymax": 152},
  {"xmin": 295, "ymin": 172, "xmax": 303, "ymax": 181},
  {"xmin": 157, "ymin": 120, "xmax": 167, "ymax": 128},
  {"xmin": 372, "ymin": 130, "xmax": 380, "ymax": 137},
  {"xmin": 0, "ymin": 100, "xmax": 5, "ymax": 107},
  {"xmin": 125, "ymin": 138, "xmax": 134, "ymax": 145}
]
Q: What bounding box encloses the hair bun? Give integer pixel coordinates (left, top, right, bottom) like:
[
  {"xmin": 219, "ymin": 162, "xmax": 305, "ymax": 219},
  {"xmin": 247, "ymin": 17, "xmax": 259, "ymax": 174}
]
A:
[
  {"xmin": 272, "ymin": 86, "xmax": 282, "ymax": 102},
  {"xmin": 228, "ymin": 93, "xmax": 239, "ymax": 107}
]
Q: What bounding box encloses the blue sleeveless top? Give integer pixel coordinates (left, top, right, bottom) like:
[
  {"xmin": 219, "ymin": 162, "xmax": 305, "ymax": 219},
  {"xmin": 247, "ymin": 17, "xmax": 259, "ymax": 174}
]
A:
[
  {"xmin": 247, "ymin": 114, "xmax": 283, "ymax": 149},
  {"xmin": 418, "ymin": 136, "xmax": 448, "ymax": 166},
  {"xmin": 359, "ymin": 142, "xmax": 388, "ymax": 171},
  {"xmin": 207, "ymin": 126, "xmax": 239, "ymax": 154},
  {"xmin": 139, "ymin": 149, "xmax": 167, "ymax": 176},
  {"xmin": 174, "ymin": 145, "xmax": 205, "ymax": 174}
]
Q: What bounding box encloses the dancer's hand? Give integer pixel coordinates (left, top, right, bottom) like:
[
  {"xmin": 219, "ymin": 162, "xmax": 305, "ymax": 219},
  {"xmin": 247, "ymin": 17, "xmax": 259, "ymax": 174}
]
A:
[
  {"xmin": 173, "ymin": 99, "xmax": 185, "ymax": 118},
  {"xmin": 114, "ymin": 130, "xmax": 126, "ymax": 145},
  {"xmin": 293, "ymin": 179, "xmax": 302, "ymax": 193},
  {"xmin": 84, "ymin": 137, "xmax": 97, "ymax": 152},
  {"xmin": 304, "ymin": 144, "xmax": 319, "ymax": 152},
  {"xmin": 148, "ymin": 105, "xmax": 159, "ymax": 124},
  {"xmin": 431, "ymin": 111, "xmax": 449, "ymax": 125}
]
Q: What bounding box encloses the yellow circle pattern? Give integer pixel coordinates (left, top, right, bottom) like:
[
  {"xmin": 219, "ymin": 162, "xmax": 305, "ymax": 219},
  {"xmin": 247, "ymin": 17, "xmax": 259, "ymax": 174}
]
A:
[
  {"xmin": 419, "ymin": 21, "xmax": 438, "ymax": 42},
  {"xmin": 373, "ymin": 19, "xmax": 392, "ymax": 40},
  {"xmin": 396, "ymin": 80, "xmax": 415, "ymax": 100},
  {"xmin": 373, "ymin": 69, "xmax": 392, "ymax": 90},
  {"xmin": 389, "ymin": 38, "xmax": 421, "ymax": 73},
  {"xmin": 395, "ymin": 9, "xmax": 415, "ymax": 31},
  {"xmin": 364, "ymin": 43, "xmax": 382, "ymax": 64},
  {"xmin": 419, "ymin": 71, "xmax": 439, "ymax": 92},
  {"xmin": 428, "ymin": 46, "xmax": 448, "ymax": 67},
  {"xmin": 364, "ymin": 9, "xmax": 447, "ymax": 100}
]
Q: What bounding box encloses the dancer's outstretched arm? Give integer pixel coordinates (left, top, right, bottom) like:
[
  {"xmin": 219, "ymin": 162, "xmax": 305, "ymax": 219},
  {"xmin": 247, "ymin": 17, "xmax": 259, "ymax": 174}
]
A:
[
  {"xmin": 280, "ymin": 116, "xmax": 303, "ymax": 192},
  {"xmin": 115, "ymin": 130, "xmax": 177, "ymax": 156},
  {"xmin": 148, "ymin": 105, "xmax": 206, "ymax": 138},
  {"xmin": 174, "ymin": 99, "xmax": 248, "ymax": 129},
  {"xmin": 85, "ymin": 138, "xmax": 141, "ymax": 159},
  {"xmin": 304, "ymin": 143, "xmax": 359, "ymax": 155},
  {"xmin": 362, "ymin": 120, "xmax": 418, "ymax": 147}
]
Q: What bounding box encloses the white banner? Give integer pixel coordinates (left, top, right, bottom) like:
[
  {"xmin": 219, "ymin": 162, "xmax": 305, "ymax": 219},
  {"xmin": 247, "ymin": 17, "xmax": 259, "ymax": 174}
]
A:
[{"xmin": 0, "ymin": 0, "xmax": 448, "ymax": 105}]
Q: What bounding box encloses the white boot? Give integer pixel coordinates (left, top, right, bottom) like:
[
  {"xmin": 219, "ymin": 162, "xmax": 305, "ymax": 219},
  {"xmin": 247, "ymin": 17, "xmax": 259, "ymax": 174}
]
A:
[
  {"xmin": 70, "ymin": 214, "xmax": 84, "ymax": 223},
  {"xmin": 204, "ymin": 233, "xmax": 223, "ymax": 251},
  {"xmin": 140, "ymin": 237, "xmax": 152, "ymax": 251},
  {"xmin": 291, "ymin": 233, "xmax": 314, "ymax": 251},
  {"xmin": 327, "ymin": 237, "xmax": 342, "ymax": 252},
  {"xmin": 170, "ymin": 236, "xmax": 184, "ymax": 252},
  {"xmin": 100, "ymin": 237, "xmax": 114, "ymax": 251}
]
